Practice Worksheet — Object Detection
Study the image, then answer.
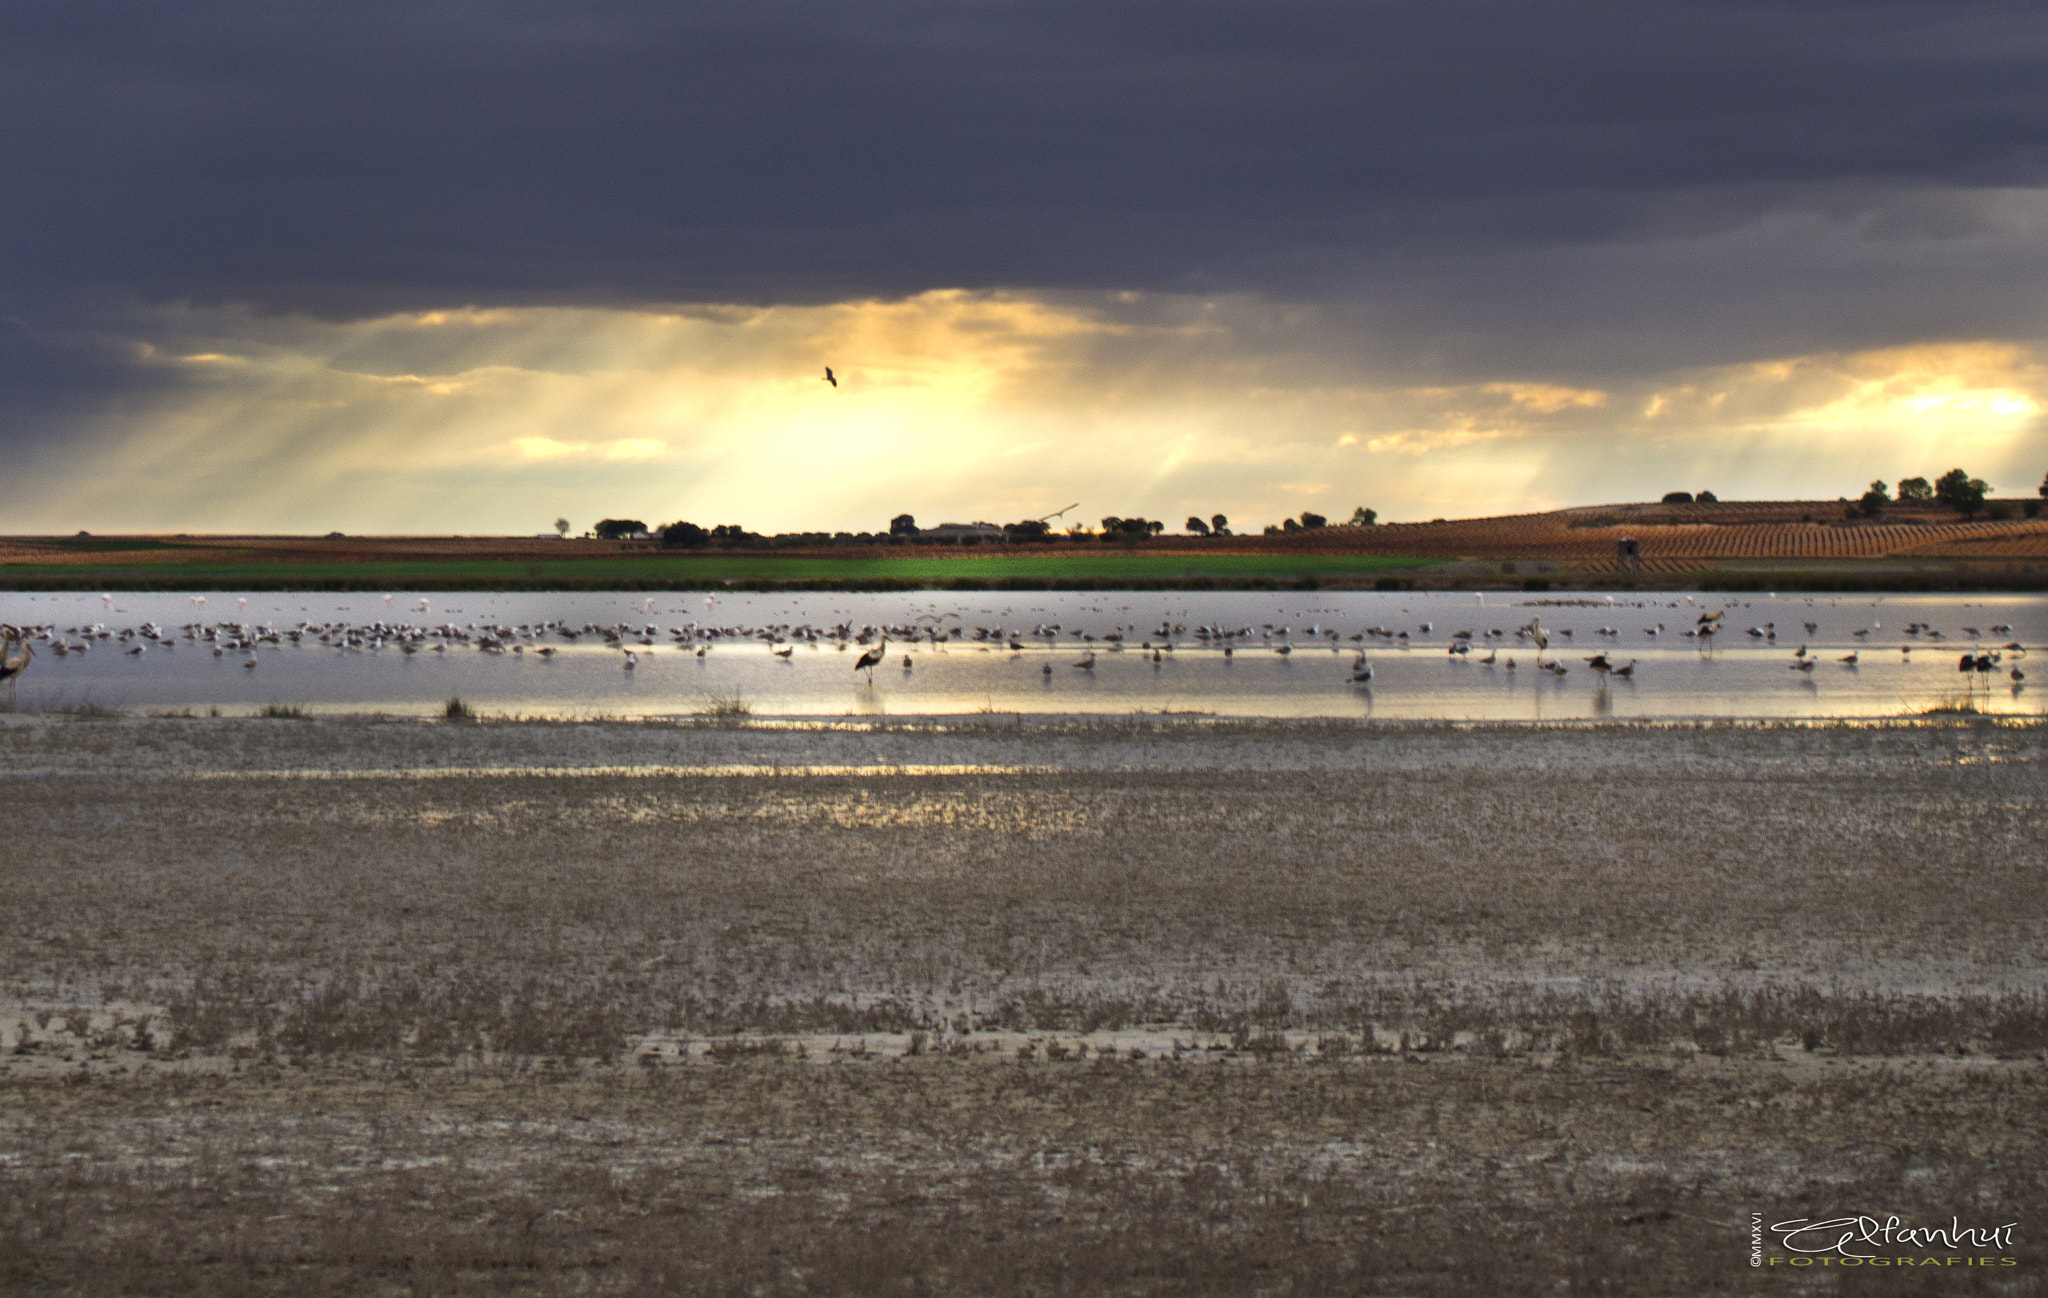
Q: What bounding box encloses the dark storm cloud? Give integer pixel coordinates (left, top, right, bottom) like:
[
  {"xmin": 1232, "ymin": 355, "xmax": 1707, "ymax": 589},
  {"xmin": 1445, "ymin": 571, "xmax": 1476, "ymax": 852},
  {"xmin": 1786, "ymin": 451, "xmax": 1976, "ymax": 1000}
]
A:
[{"xmin": 4, "ymin": 0, "xmax": 2045, "ymax": 328}]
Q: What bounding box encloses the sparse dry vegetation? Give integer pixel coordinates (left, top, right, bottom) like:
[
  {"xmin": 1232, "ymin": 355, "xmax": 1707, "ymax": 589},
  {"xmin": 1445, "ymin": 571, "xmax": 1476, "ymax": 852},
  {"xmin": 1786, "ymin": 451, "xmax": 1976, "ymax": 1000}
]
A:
[
  {"xmin": 695, "ymin": 688, "xmax": 752, "ymax": 719},
  {"xmin": 0, "ymin": 716, "xmax": 2042, "ymax": 1292}
]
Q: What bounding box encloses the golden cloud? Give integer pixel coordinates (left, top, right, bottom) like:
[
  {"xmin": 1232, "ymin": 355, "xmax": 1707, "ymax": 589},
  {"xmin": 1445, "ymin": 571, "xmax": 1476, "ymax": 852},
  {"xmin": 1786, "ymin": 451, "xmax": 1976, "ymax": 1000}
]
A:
[{"xmin": 13, "ymin": 296, "xmax": 2045, "ymax": 534}]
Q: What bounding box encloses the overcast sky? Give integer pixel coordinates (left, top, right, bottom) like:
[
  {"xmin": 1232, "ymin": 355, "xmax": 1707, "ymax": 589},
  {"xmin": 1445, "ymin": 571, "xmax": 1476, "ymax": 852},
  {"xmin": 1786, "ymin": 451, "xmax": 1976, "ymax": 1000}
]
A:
[{"xmin": 5, "ymin": 0, "xmax": 2046, "ymax": 533}]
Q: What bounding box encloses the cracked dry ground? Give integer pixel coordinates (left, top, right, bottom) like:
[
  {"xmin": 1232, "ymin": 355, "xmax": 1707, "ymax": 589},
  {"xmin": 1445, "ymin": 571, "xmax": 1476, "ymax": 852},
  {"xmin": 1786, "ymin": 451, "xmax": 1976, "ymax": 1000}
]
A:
[{"xmin": 0, "ymin": 716, "xmax": 2043, "ymax": 1294}]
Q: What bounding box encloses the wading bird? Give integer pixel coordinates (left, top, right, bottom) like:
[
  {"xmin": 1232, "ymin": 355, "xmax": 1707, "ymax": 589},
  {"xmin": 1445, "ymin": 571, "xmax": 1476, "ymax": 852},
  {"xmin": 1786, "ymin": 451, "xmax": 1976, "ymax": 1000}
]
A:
[
  {"xmin": 854, "ymin": 636, "xmax": 887, "ymax": 682},
  {"xmin": 0, "ymin": 636, "xmax": 33, "ymax": 695}
]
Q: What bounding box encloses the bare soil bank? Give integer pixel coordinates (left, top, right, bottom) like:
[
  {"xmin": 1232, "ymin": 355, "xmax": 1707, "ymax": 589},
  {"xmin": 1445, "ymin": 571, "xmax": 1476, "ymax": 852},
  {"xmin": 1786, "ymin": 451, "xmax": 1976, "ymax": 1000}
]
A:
[{"xmin": 1, "ymin": 717, "xmax": 2043, "ymax": 1294}]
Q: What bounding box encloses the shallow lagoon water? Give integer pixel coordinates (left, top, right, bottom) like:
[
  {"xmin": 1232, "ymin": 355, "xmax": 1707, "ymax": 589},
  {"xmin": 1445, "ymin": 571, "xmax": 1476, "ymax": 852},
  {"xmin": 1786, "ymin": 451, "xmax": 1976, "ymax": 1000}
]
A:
[{"xmin": 3, "ymin": 588, "xmax": 2040, "ymax": 720}]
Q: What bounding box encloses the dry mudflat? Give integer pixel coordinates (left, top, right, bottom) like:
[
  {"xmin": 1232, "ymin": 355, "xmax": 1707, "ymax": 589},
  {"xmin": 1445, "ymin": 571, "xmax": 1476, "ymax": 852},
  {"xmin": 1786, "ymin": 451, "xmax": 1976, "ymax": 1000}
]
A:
[{"xmin": 0, "ymin": 714, "xmax": 2044, "ymax": 1294}]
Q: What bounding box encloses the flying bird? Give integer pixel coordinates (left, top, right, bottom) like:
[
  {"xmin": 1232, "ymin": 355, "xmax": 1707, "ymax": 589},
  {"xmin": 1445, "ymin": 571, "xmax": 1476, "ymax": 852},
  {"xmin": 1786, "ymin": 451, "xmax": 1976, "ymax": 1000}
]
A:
[{"xmin": 823, "ymin": 367, "xmax": 837, "ymax": 388}]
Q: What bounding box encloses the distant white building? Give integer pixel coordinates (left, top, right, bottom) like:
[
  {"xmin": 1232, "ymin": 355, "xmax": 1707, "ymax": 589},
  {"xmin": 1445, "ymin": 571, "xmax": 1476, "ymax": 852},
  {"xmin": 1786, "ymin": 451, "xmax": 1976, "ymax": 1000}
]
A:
[{"xmin": 918, "ymin": 522, "xmax": 1004, "ymax": 541}]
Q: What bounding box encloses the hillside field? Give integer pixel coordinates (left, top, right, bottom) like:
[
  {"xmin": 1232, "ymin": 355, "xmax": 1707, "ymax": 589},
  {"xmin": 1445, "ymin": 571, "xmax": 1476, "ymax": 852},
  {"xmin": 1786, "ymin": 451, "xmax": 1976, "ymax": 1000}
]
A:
[{"xmin": 3, "ymin": 498, "xmax": 2045, "ymax": 588}]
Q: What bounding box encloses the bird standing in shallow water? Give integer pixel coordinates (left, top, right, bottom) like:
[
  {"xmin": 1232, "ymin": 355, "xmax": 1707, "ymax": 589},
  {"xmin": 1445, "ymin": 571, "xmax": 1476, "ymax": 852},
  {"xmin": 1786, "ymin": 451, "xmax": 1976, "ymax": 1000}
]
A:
[
  {"xmin": 0, "ymin": 636, "xmax": 32, "ymax": 695},
  {"xmin": 853, "ymin": 637, "xmax": 886, "ymax": 682}
]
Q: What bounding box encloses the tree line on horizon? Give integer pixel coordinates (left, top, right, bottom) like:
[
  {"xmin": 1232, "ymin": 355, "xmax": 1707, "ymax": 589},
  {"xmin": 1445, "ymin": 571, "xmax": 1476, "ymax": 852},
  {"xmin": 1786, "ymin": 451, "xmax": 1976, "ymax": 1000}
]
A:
[
  {"xmin": 1848, "ymin": 467, "xmax": 2047, "ymax": 521},
  {"xmin": 573, "ymin": 474, "xmax": 2045, "ymax": 547},
  {"xmin": 576, "ymin": 507, "xmax": 1379, "ymax": 549}
]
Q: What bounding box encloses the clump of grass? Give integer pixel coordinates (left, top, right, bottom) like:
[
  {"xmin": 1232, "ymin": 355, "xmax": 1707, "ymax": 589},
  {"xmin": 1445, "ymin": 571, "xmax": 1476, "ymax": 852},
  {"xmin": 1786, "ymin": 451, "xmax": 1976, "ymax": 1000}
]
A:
[
  {"xmin": 696, "ymin": 690, "xmax": 751, "ymax": 720},
  {"xmin": 257, "ymin": 703, "xmax": 309, "ymax": 719},
  {"xmin": 443, "ymin": 696, "xmax": 477, "ymax": 722},
  {"xmin": 1918, "ymin": 694, "xmax": 1983, "ymax": 716},
  {"xmin": 707, "ymin": 1036, "xmax": 787, "ymax": 1062}
]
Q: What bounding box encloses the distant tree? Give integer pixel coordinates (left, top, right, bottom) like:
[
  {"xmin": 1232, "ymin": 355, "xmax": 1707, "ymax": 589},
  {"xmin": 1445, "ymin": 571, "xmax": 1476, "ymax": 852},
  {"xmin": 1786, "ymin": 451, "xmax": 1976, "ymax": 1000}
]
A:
[
  {"xmin": 1859, "ymin": 480, "xmax": 1891, "ymax": 514},
  {"xmin": 2039, "ymin": 470, "xmax": 2047, "ymax": 498},
  {"xmin": 1004, "ymin": 519, "xmax": 1051, "ymax": 539},
  {"xmin": 1934, "ymin": 468, "xmax": 1990, "ymax": 517},
  {"xmin": 1211, "ymin": 513, "xmax": 1229, "ymax": 535},
  {"xmin": 660, "ymin": 520, "xmax": 709, "ymax": 548},
  {"xmin": 594, "ymin": 518, "xmax": 647, "ymax": 540},
  {"xmin": 890, "ymin": 513, "xmax": 918, "ymax": 536},
  {"xmin": 1661, "ymin": 491, "xmax": 1693, "ymax": 504},
  {"xmin": 1348, "ymin": 506, "xmax": 1377, "ymax": 526},
  {"xmin": 709, "ymin": 524, "xmax": 754, "ymax": 545},
  {"xmin": 553, "ymin": 517, "xmax": 570, "ymax": 537},
  {"xmin": 1695, "ymin": 490, "xmax": 1718, "ymax": 503},
  {"xmin": 1186, "ymin": 516, "xmax": 1211, "ymax": 536},
  {"xmin": 1298, "ymin": 511, "xmax": 1326, "ymax": 530},
  {"xmin": 1282, "ymin": 517, "xmax": 1301, "ymax": 533},
  {"xmin": 1099, "ymin": 517, "xmax": 1158, "ymax": 538},
  {"xmin": 1897, "ymin": 476, "xmax": 1933, "ymax": 503}
]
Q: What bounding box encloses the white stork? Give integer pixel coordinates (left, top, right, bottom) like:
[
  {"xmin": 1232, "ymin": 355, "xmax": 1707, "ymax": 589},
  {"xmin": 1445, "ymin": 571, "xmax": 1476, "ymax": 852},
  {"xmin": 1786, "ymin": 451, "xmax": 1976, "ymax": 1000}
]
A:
[{"xmin": 854, "ymin": 636, "xmax": 887, "ymax": 682}]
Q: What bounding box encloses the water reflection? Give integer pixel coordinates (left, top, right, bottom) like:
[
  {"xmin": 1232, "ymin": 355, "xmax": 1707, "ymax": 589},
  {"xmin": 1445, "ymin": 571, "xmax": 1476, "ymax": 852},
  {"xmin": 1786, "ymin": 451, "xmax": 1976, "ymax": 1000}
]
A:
[{"xmin": 0, "ymin": 587, "xmax": 2039, "ymax": 722}]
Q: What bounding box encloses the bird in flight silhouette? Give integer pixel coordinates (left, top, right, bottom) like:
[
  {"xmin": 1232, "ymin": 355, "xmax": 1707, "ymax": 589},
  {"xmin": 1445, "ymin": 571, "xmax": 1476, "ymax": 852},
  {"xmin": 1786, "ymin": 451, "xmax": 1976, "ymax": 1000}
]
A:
[{"xmin": 823, "ymin": 367, "xmax": 837, "ymax": 388}]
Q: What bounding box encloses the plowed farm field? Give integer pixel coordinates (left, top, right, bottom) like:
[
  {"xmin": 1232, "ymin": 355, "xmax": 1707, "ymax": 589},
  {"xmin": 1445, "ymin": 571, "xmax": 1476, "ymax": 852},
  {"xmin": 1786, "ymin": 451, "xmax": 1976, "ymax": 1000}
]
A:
[
  {"xmin": 4, "ymin": 500, "xmax": 2045, "ymax": 586},
  {"xmin": 1279, "ymin": 501, "xmax": 2048, "ymax": 562}
]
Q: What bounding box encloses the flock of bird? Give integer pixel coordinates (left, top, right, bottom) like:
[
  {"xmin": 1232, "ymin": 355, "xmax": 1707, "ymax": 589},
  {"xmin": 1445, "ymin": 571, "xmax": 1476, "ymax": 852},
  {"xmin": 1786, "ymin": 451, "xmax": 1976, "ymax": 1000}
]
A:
[{"xmin": 0, "ymin": 597, "xmax": 2035, "ymax": 698}]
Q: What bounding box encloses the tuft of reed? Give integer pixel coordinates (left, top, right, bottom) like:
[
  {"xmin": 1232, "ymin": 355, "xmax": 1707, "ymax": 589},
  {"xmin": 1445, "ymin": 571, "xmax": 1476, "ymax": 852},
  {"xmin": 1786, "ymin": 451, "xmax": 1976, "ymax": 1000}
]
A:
[
  {"xmin": 1918, "ymin": 694, "xmax": 1984, "ymax": 716},
  {"xmin": 257, "ymin": 703, "xmax": 309, "ymax": 719},
  {"xmin": 443, "ymin": 696, "xmax": 477, "ymax": 722},
  {"xmin": 696, "ymin": 690, "xmax": 752, "ymax": 720}
]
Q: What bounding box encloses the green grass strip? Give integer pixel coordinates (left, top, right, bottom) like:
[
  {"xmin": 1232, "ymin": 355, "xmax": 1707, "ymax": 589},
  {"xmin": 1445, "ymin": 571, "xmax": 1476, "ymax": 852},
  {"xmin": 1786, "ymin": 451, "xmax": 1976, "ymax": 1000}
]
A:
[{"xmin": 0, "ymin": 552, "xmax": 1448, "ymax": 590}]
